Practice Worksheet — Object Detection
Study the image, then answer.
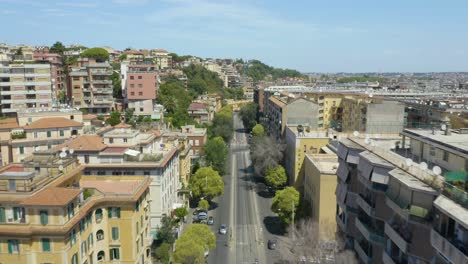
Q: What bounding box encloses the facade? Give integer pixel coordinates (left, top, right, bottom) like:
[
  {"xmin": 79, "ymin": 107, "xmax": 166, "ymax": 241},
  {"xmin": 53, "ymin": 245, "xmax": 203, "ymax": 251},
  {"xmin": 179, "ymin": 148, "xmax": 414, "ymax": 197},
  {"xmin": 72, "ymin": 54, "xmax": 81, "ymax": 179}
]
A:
[
  {"xmin": 0, "ymin": 63, "xmax": 53, "ymax": 116},
  {"xmin": 180, "ymin": 125, "xmax": 207, "ymax": 159},
  {"xmin": 68, "ymin": 59, "xmax": 113, "ymax": 114},
  {"xmin": 150, "ymin": 49, "xmax": 172, "ymax": 70},
  {"xmin": 0, "ymin": 151, "xmax": 152, "ymax": 264},
  {"xmin": 188, "ymin": 102, "xmax": 214, "ymax": 124},
  {"xmin": 404, "ymin": 99, "xmax": 467, "ymax": 128},
  {"xmin": 305, "ymin": 92, "xmax": 344, "ymax": 129},
  {"xmin": 303, "ymin": 154, "xmax": 338, "ymax": 240},
  {"xmin": 33, "ymin": 51, "xmax": 66, "ymax": 101},
  {"xmin": 123, "ymin": 64, "xmax": 159, "ymax": 117},
  {"xmin": 335, "ymin": 134, "xmax": 468, "ymax": 264},
  {"xmin": 284, "ymin": 126, "xmax": 331, "ymax": 189}
]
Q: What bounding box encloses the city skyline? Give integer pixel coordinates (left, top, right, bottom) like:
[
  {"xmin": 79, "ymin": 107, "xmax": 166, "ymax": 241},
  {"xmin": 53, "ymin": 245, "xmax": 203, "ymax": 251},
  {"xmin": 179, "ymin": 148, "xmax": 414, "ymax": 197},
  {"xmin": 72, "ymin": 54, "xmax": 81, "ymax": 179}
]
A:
[{"xmin": 1, "ymin": 0, "xmax": 468, "ymax": 72}]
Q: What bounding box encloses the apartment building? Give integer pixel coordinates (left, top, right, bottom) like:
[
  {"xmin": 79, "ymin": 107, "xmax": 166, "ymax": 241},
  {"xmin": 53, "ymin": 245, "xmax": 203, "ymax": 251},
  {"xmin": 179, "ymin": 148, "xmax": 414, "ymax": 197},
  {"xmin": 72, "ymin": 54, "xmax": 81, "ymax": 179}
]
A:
[
  {"xmin": 188, "ymin": 102, "xmax": 214, "ymax": 124},
  {"xmin": 150, "ymin": 49, "xmax": 172, "ymax": 70},
  {"xmin": 68, "ymin": 59, "xmax": 113, "ymax": 114},
  {"xmin": 0, "ymin": 151, "xmax": 152, "ymax": 264},
  {"xmin": 0, "ymin": 62, "xmax": 53, "ymax": 116},
  {"xmin": 404, "ymin": 99, "xmax": 467, "ymax": 128},
  {"xmin": 303, "ymin": 153, "xmax": 338, "ymax": 240},
  {"xmin": 335, "ymin": 133, "xmax": 468, "ymax": 264},
  {"xmin": 33, "ymin": 51, "xmax": 66, "ymax": 101},
  {"xmin": 123, "ymin": 64, "xmax": 159, "ymax": 116},
  {"xmin": 58, "ymin": 127, "xmax": 181, "ymax": 233},
  {"xmin": 284, "ymin": 126, "xmax": 331, "ymax": 189},
  {"xmin": 305, "ymin": 92, "xmax": 344, "ymax": 129},
  {"xmin": 0, "ymin": 108, "xmax": 83, "ymax": 164}
]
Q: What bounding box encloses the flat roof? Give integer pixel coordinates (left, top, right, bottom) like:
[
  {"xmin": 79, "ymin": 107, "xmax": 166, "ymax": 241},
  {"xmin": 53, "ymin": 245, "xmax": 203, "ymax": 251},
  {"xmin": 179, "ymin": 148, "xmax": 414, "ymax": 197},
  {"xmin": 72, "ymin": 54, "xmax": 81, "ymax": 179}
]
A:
[
  {"xmin": 402, "ymin": 129, "xmax": 468, "ymax": 158},
  {"xmin": 359, "ymin": 151, "xmax": 394, "ymax": 168},
  {"xmin": 389, "ymin": 168, "xmax": 438, "ymax": 195},
  {"xmin": 434, "ymin": 195, "xmax": 468, "ymax": 229},
  {"xmin": 0, "ymin": 171, "xmax": 35, "ymax": 179},
  {"xmin": 305, "ymin": 154, "xmax": 338, "ymax": 174},
  {"xmin": 286, "ymin": 126, "xmax": 329, "ymax": 138},
  {"xmin": 81, "ymin": 179, "xmax": 144, "ymax": 195}
]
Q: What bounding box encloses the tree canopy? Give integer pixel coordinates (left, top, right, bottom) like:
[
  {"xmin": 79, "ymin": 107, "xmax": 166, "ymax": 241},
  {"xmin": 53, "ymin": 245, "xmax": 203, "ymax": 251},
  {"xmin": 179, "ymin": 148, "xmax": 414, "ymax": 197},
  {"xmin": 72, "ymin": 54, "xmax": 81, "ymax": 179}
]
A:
[
  {"xmin": 157, "ymin": 78, "xmax": 194, "ymax": 128},
  {"xmin": 271, "ymin": 187, "xmax": 300, "ymax": 224},
  {"xmin": 241, "ymin": 60, "xmax": 305, "ymax": 81},
  {"xmin": 190, "ymin": 166, "xmax": 224, "ymax": 200},
  {"xmin": 80, "ymin": 47, "xmax": 109, "ymax": 62},
  {"xmin": 336, "ymin": 76, "xmax": 385, "ymax": 83},
  {"xmin": 252, "ymin": 124, "xmax": 265, "ymax": 137},
  {"xmin": 251, "ymin": 135, "xmax": 285, "ymax": 176},
  {"xmin": 174, "ymin": 206, "xmax": 188, "ymax": 221},
  {"xmin": 198, "ymin": 199, "xmax": 209, "ymax": 211},
  {"xmin": 239, "ymin": 103, "xmax": 257, "ymax": 131},
  {"xmin": 265, "ymin": 165, "xmax": 287, "ymax": 188},
  {"xmin": 49, "ymin": 41, "xmax": 66, "ymax": 54},
  {"xmin": 155, "ymin": 242, "xmax": 171, "ymax": 264},
  {"xmin": 110, "ymin": 71, "xmax": 122, "ymax": 99},
  {"xmin": 156, "ymin": 215, "xmax": 177, "ymax": 244},
  {"xmin": 183, "ymin": 64, "xmax": 224, "ymax": 92},
  {"xmin": 105, "ymin": 111, "xmax": 121, "ymax": 126},
  {"xmin": 204, "ymin": 137, "xmax": 229, "ymax": 174},
  {"xmin": 210, "ymin": 105, "xmax": 234, "ymax": 142},
  {"xmin": 173, "ymin": 224, "xmax": 216, "ymax": 264}
]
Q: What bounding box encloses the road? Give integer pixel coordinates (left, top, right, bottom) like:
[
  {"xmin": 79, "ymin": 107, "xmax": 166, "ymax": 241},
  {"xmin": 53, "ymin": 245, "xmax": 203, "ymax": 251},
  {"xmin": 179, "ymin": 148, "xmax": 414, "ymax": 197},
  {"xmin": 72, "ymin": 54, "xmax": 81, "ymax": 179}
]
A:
[{"xmin": 207, "ymin": 113, "xmax": 286, "ymax": 264}]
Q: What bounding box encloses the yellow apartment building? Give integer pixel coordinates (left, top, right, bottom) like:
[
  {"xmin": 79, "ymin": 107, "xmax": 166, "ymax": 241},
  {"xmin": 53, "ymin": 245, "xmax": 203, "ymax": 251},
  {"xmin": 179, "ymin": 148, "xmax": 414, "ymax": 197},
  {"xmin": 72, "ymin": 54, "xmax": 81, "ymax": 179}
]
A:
[
  {"xmin": 305, "ymin": 92, "xmax": 343, "ymax": 129},
  {"xmin": 0, "ymin": 150, "xmax": 152, "ymax": 264},
  {"xmin": 303, "ymin": 154, "xmax": 338, "ymax": 240}
]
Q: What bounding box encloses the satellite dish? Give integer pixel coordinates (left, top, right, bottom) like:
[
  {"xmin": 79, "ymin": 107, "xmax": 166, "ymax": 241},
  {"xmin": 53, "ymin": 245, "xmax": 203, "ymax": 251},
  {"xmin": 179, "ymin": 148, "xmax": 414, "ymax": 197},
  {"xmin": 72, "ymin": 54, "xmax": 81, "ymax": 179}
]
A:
[
  {"xmin": 353, "ymin": 131, "xmax": 359, "ymax": 137},
  {"xmin": 419, "ymin": 162, "xmax": 428, "ymax": 170},
  {"xmin": 441, "ymin": 124, "xmax": 447, "ymax": 130},
  {"xmin": 432, "ymin": 166, "xmax": 442, "ymax": 175},
  {"xmin": 59, "ymin": 165, "xmax": 64, "ymax": 171},
  {"xmin": 364, "ymin": 138, "xmax": 370, "ymax": 144},
  {"xmin": 369, "ymin": 94, "xmax": 373, "ymax": 98},
  {"xmin": 69, "ymin": 149, "xmax": 74, "ymax": 154},
  {"xmin": 59, "ymin": 152, "xmax": 67, "ymax": 159},
  {"xmin": 405, "ymin": 158, "xmax": 413, "ymax": 166}
]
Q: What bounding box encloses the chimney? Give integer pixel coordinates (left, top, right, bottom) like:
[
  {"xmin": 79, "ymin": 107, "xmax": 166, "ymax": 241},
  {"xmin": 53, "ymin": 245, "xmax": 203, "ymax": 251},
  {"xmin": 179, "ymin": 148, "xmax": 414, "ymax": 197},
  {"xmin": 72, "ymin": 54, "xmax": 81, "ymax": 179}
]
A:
[
  {"xmin": 432, "ymin": 126, "xmax": 435, "ymax": 135},
  {"xmin": 445, "ymin": 123, "xmax": 451, "ymax": 135}
]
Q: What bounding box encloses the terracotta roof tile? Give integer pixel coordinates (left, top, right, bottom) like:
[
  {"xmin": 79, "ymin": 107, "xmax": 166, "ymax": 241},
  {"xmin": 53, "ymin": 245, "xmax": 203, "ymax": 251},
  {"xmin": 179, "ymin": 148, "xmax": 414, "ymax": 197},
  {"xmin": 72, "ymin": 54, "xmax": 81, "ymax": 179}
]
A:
[
  {"xmin": 24, "ymin": 117, "xmax": 83, "ymax": 130},
  {"xmin": 188, "ymin": 102, "xmax": 206, "ymax": 111},
  {"xmin": 57, "ymin": 135, "xmax": 106, "ymax": 152},
  {"xmin": 113, "ymin": 123, "xmax": 132, "ymax": 128},
  {"xmin": 81, "ymin": 180, "xmax": 143, "ymax": 195},
  {"xmin": 0, "ymin": 118, "xmax": 19, "ymax": 130},
  {"xmin": 21, "ymin": 187, "xmax": 80, "ymax": 206},
  {"xmin": 83, "ymin": 114, "xmax": 97, "ymax": 120}
]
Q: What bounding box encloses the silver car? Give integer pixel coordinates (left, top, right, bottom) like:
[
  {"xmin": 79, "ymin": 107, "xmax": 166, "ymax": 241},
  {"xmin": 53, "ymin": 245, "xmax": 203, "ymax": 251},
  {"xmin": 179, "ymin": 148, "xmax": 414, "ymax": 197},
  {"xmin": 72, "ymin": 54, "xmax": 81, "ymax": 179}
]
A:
[{"xmin": 219, "ymin": 224, "xmax": 227, "ymax": 235}]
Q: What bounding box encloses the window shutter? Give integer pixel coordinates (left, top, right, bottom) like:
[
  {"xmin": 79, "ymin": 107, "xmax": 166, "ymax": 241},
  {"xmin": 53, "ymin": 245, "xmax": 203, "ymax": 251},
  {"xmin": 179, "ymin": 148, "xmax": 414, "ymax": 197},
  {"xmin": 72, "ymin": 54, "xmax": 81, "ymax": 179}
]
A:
[
  {"xmin": 13, "ymin": 207, "xmax": 18, "ymax": 221},
  {"xmin": 0, "ymin": 207, "xmax": 5, "ymax": 223},
  {"xmin": 116, "ymin": 207, "xmax": 121, "ymax": 218},
  {"xmin": 8, "ymin": 240, "xmax": 12, "ymax": 254},
  {"xmin": 112, "ymin": 227, "xmax": 119, "ymax": 240},
  {"xmin": 116, "ymin": 248, "xmax": 120, "ymax": 259},
  {"xmin": 42, "ymin": 238, "xmax": 50, "ymax": 252},
  {"xmin": 108, "ymin": 207, "xmax": 112, "ymax": 218}
]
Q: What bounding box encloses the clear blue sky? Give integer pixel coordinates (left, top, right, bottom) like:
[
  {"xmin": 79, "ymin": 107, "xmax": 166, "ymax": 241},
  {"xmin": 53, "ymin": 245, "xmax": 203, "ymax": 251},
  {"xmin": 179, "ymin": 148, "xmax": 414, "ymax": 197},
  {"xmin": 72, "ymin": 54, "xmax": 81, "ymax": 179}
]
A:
[{"xmin": 1, "ymin": 0, "xmax": 468, "ymax": 72}]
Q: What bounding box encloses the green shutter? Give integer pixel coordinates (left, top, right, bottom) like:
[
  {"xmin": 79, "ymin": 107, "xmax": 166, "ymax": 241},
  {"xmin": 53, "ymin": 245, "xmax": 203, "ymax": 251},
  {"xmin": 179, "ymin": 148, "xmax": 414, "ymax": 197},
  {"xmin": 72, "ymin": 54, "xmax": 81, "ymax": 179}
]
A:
[
  {"xmin": 47, "ymin": 131, "xmax": 51, "ymax": 137},
  {"xmin": 8, "ymin": 240, "xmax": 12, "ymax": 254},
  {"xmin": 0, "ymin": 207, "xmax": 5, "ymax": 223},
  {"xmin": 108, "ymin": 207, "xmax": 112, "ymax": 218},
  {"xmin": 60, "ymin": 130, "xmax": 64, "ymax": 137},
  {"xmin": 116, "ymin": 207, "xmax": 121, "ymax": 218},
  {"xmin": 112, "ymin": 227, "xmax": 119, "ymax": 240},
  {"xmin": 13, "ymin": 207, "xmax": 18, "ymax": 221},
  {"xmin": 40, "ymin": 211, "xmax": 48, "ymax": 225},
  {"xmin": 116, "ymin": 248, "xmax": 120, "ymax": 259},
  {"xmin": 42, "ymin": 238, "xmax": 50, "ymax": 252},
  {"xmin": 19, "ymin": 146, "xmax": 24, "ymax": 154}
]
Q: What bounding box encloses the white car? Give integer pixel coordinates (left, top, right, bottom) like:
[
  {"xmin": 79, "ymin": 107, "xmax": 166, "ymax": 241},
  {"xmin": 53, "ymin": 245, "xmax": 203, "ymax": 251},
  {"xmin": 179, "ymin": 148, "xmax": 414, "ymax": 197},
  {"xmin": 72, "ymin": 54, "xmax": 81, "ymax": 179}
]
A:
[
  {"xmin": 219, "ymin": 224, "xmax": 227, "ymax": 235},
  {"xmin": 204, "ymin": 250, "xmax": 209, "ymax": 257}
]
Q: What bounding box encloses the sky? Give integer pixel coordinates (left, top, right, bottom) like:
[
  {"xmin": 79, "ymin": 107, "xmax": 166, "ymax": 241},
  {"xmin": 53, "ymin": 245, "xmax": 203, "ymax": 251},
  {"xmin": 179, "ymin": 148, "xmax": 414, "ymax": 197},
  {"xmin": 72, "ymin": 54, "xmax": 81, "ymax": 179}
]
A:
[{"xmin": 1, "ymin": 0, "xmax": 468, "ymax": 72}]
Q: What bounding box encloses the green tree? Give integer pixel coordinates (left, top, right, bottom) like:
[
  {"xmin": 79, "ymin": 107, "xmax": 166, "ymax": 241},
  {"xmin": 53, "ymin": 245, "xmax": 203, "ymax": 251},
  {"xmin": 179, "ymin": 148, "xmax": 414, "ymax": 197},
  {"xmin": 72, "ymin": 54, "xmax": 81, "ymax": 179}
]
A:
[
  {"xmin": 204, "ymin": 137, "xmax": 229, "ymax": 174},
  {"xmin": 271, "ymin": 187, "xmax": 300, "ymax": 224},
  {"xmin": 188, "ymin": 77, "xmax": 208, "ymax": 95},
  {"xmin": 211, "ymin": 105, "xmax": 234, "ymax": 142},
  {"xmin": 80, "ymin": 47, "xmax": 109, "ymax": 62},
  {"xmin": 110, "ymin": 71, "xmax": 122, "ymax": 98},
  {"xmin": 265, "ymin": 165, "xmax": 287, "ymax": 188},
  {"xmin": 198, "ymin": 199, "xmax": 209, "ymax": 211},
  {"xmin": 49, "ymin": 41, "xmax": 66, "ymax": 54},
  {"xmin": 174, "ymin": 206, "xmax": 188, "ymax": 221},
  {"xmin": 57, "ymin": 91, "xmax": 66, "ymax": 103},
  {"xmin": 183, "ymin": 64, "xmax": 223, "ymax": 93},
  {"xmin": 15, "ymin": 47, "xmax": 23, "ymax": 56},
  {"xmin": 105, "ymin": 111, "xmax": 121, "ymax": 126},
  {"xmin": 190, "ymin": 167, "xmax": 224, "ymax": 200},
  {"xmin": 173, "ymin": 224, "xmax": 216, "ymax": 264},
  {"xmin": 118, "ymin": 54, "xmax": 127, "ymax": 61},
  {"xmin": 124, "ymin": 108, "xmax": 134, "ymax": 123},
  {"xmin": 252, "ymin": 124, "xmax": 265, "ymax": 137},
  {"xmin": 156, "ymin": 215, "xmax": 177, "ymax": 244},
  {"xmin": 155, "ymin": 242, "xmax": 171, "ymax": 264},
  {"xmin": 65, "ymin": 55, "xmax": 78, "ymax": 66},
  {"xmin": 239, "ymin": 103, "xmax": 257, "ymax": 131},
  {"xmin": 157, "ymin": 79, "xmax": 194, "ymax": 128}
]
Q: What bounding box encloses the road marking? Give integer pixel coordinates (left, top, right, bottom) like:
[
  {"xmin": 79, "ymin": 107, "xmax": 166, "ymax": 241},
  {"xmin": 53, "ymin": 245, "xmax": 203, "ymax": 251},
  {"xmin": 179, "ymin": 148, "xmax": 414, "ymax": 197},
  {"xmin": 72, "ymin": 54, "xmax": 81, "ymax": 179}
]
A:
[{"xmin": 229, "ymin": 147, "xmax": 237, "ymax": 264}]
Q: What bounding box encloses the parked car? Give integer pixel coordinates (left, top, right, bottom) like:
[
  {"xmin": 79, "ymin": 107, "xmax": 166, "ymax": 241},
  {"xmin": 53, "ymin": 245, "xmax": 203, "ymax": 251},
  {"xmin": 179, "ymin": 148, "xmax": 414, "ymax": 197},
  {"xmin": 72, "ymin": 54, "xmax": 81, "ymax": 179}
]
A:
[
  {"xmin": 207, "ymin": 216, "xmax": 214, "ymax": 225},
  {"xmin": 219, "ymin": 224, "xmax": 227, "ymax": 235},
  {"xmin": 267, "ymin": 239, "xmax": 277, "ymax": 250},
  {"xmin": 197, "ymin": 212, "xmax": 208, "ymax": 220},
  {"xmin": 204, "ymin": 250, "xmax": 209, "ymax": 257}
]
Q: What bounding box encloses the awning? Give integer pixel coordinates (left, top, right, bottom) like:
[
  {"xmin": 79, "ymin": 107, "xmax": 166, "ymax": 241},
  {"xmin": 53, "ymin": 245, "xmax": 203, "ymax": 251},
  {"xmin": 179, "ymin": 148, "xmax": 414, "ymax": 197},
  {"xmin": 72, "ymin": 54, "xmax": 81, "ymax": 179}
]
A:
[
  {"xmin": 336, "ymin": 160, "xmax": 350, "ymax": 182},
  {"xmin": 124, "ymin": 149, "xmax": 140, "ymax": 157},
  {"xmin": 336, "ymin": 183, "xmax": 347, "ymax": 205},
  {"xmin": 434, "ymin": 195, "xmax": 468, "ymax": 230},
  {"xmin": 371, "ymin": 167, "xmax": 390, "ymax": 185},
  {"xmin": 337, "ymin": 143, "xmax": 348, "ymax": 160},
  {"xmin": 346, "ymin": 149, "xmax": 360, "ymax": 164},
  {"xmin": 359, "ymin": 160, "xmax": 374, "ymax": 181}
]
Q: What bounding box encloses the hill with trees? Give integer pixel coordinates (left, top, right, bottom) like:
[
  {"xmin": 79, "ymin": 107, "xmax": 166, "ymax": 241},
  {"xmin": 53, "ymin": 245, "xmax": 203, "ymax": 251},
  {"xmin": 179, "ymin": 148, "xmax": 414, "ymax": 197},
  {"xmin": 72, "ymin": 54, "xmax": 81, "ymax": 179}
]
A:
[{"xmin": 241, "ymin": 60, "xmax": 305, "ymax": 81}]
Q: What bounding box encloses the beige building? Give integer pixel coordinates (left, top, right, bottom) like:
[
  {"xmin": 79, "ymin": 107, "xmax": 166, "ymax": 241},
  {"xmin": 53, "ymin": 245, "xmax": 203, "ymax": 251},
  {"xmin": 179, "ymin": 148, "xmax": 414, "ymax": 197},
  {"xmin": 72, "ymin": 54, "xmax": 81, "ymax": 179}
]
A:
[
  {"xmin": 150, "ymin": 49, "xmax": 172, "ymax": 70},
  {"xmin": 0, "ymin": 151, "xmax": 152, "ymax": 264}
]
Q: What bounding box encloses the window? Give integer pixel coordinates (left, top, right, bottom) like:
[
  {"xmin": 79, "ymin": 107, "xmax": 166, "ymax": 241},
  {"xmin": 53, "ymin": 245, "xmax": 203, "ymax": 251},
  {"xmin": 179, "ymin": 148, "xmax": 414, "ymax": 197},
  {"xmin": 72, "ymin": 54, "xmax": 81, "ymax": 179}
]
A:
[
  {"xmin": 59, "ymin": 130, "xmax": 64, "ymax": 137},
  {"xmin": 130, "ymin": 84, "xmax": 134, "ymax": 88},
  {"xmin": 84, "ymin": 155, "xmax": 90, "ymax": 164},
  {"xmin": 87, "ymin": 233, "xmax": 94, "ymax": 250},
  {"xmin": 67, "ymin": 202, "xmax": 74, "ymax": 219},
  {"xmin": 40, "ymin": 210, "xmax": 48, "ymax": 225},
  {"xmin": 8, "ymin": 239, "xmax": 19, "ymax": 254},
  {"xmin": 138, "ymin": 76, "xmax": 142, "ymax": 79},
  {"xmin": 138, "ymin": 92, "xmax": 143, "ymax": 96},
  {"xmin": 0, "ymin": 207, "xmax": 5, "ymax": 223},
  {"xmin": 71, "ymin": 253, "xmax": 78, "ymax": 264},
  {"xmin": 139, "ymin": 108, "xmax": 144, "ymax": 112},
  {"xmin": 42, "ymin": 238, "xmax": 50, "ymax": 252},
  {"xmin": 130, "ymin": 76, "xmax": 134, "ymax": 80},
  {"xmin": 195, "ymin": 140, "xmax": 200, "ymax": 146},
  {"xmin": 19, "ymin": 146, "xmax": 24, "ymax": 154},
  {"xmin": 110, "ymin": 248, "xmax": 120, "ymax": 260},
  {"xmin": 123, "ymin": 138, "xmax": 128, "ymax": 143},
  {"xmin": 109, "ymin": 138, "xmax": 114, "ymax": 143},
  {"xmin": 97, "ymin": 171, "xmax": 105, "ymax": 175},
  {"xmin": 97, "ymin": 251, "xmax": 105, "ymax": 261},
  {"xmin": 47, "ymin": 131, "xmax": 51, "ymax": 137},
  {"xmin": 130, "ymin": 92, "xmax": 135, "ymax": 96},
  {"xmin": 443, "ymin": 151, "xmax": 449, "ymax": 162},
  {"xmin": 81, "ymin": 241, "xmax": 87, "ymax": 258},
  {"xmin": 95, "ymin": 208, "xmax": 103, "ymax": 223},
  {"xmin": 138, "ymin": 84, "xmax": 142, "ymax": 88},
  {"xmin": 34, "ymin": 132, "xmax": 38, "ymax": 138},
  {"xmin": 96, "ymin": 230, "xmax": 104, "ymax": 241},
  {"xmin": 144, "ymin": 171, "xmax": 150, "ymax": 176},
  {"xmin": 9, "ymin": 180, "xmax": 16, "ymax": 191},
  {"xmin": 70, "ymin": 229, "xmax": 76, "ymax": 246},
  {"xmin": 108, "ymin": 207, "xmax": 121, "ymax": 218},
  {"xmin": 112, "ymin": 227, "xmax": 119, "ymax": 240}
]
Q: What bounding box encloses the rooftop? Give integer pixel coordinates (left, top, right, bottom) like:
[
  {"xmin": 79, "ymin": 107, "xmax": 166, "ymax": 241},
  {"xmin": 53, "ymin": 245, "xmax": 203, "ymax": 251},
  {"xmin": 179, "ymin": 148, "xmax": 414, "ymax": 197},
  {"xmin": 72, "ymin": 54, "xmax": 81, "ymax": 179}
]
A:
[
  {"xmin": 58, "ymin": 135, "xmax": 106, "ymax": 152},
  {"xmin": 81, "ymin": 179, "xmax": 144, "ymax": 195},
  {"xmin": 20, "ymin": 187, "xmax": 80, "ymax": 206},
  {"xmin": 402, "ymin": 129, "xmax": 468, "ymax": 158},
  {"xmin": 305, "ymin": 154, "xmax": 338, "ymax": 174},
  {"xmin": 286, "ymin": 125, "xmax": 330, "ymax": 138},
  {"xmin": 188, "ymin": 102, "xmax": 207, "ymax": 111},
  {"xmin": 24, "ymin": 117, "xmax": 83, "ymax": 130},
  {"xmin": 0, "ymin": 117, "xmax": 19, "ymax": 130},
  {"xmin": 359, "ymin": 150, "xmax": 394, "ymax": 168},
  {"xmin": 389, "ymin": 168, "xmax": 439, "ymax": 195}
]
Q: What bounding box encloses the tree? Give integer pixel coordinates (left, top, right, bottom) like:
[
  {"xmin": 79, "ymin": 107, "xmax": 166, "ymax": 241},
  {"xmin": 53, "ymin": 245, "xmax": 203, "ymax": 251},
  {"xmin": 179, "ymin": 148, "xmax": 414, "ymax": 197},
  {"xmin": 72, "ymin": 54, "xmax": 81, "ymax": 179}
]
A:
[
  {"xmin": 265, "ymin": 165, "xmax": 287, "ymax": 188},
  {"xmin": 173, "ymin": 224, "xmax": 216, "ymax": 264},
  {"xmin": 157, "ymin": 79, "xmax": 194, "ymax": 128},
  {"xmin": 271, "ymin": 187, "xmax": 300, "ymax": 224},
  {"xmin": 204, "ymin": 137, "xmax": 229, "ymax": 174},
  {"xmin": 15, "ymin": 47, "xmax": 23, "ymax": 56},
  {"xmin": 211, "ymin": 106, "xmax": 234, "ymax": 142},
  {"xmin": 198, "ymin": 199, "xmax": 209, "ymax": 211},
  {"xmin": 252, "ymin": 124, "xmax": 265, "ymax": 137},
  {"xmin": 190, "ymin": 167, "xmax": 224, "ymax": 200},
  {"xmin": 188, "ymin": 77, "xmax": 207, "ymax": 95},
  {"xmin": 57, "ymin": 91, "xmax": 66, "ymax": 104},
  {"xmin": 110, "ymin": 71, "xmax": 122, "ymax": 98},
  {"xmin": 49, "ymin": 41, "xmax": 66, "ymax": 54},
  {"xmin": 174, "ymin": 206, "xmax": 188, "ymax": 221},
  {"xmin": 105, "ymin": 111, "xmax": 121, "ymax": 126},
  {"xmin": 250, "ymin": 136, "xmax": 285, "ymax": 176},
  {"xmin": 80, "ymin": 47, "xmax": 109, "ymax": 62},
  {"xmin": 239, "ymin": 103, "xmax": 257, "ymax": 131},
  {"xmin": 124, "ymin": 108, "xmax": 134, "ymax": 123},
  {"xmin": 155, "ymin": 242, "xmax": 171, "ymax": 264},
  {"xmin": 65, "ymin": 55, "xmax": 78, "ymax": 66},
  {"xmin": 156, "ymin": 215, "xmax": 177, "ymax": 244},
  {"xmin": 282, "ymin": 219, "xmax": 357, "ymax": 264}
]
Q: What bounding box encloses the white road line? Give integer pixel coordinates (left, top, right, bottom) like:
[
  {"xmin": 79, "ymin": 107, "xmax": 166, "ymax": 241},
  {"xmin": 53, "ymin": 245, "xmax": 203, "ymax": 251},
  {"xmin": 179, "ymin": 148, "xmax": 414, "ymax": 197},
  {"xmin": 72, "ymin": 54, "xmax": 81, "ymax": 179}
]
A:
[{"xmin": 229, "ymin": 152, "xmax": 237, "ymax": 264}]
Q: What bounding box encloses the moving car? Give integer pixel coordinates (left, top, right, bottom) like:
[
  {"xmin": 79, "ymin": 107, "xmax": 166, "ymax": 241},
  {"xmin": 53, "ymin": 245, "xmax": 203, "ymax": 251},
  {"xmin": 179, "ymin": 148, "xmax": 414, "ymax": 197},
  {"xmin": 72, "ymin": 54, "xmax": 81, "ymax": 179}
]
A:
[
  {"xmin": 267, "ymin": 239, "xmax": 277, "ymax": 250},
  {"xmin": 219, "ymin": 224, "xmax": 227, "ymax": 235},
  {"xmin": 207, "ymin": 216, "xmax": 214, "ymax": 225}
]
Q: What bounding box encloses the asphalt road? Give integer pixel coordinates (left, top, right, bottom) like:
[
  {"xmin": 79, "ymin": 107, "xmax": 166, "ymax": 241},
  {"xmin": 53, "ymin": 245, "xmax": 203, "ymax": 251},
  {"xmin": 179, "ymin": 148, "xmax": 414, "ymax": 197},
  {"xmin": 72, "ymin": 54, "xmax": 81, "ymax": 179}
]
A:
[{"xmin": 207, "ymin": 113, "xmax": 288, "ymax": 264}]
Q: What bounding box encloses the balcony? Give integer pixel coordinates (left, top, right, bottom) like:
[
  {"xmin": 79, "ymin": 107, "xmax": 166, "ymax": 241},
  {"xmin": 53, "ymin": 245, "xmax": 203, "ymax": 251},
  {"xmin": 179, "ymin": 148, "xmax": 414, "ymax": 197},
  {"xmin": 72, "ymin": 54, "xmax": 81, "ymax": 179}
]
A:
[
  {"xmin": 11, "ymin": 132, "xmax": 26, "ymax": 140},
  {"xmin": 385, "ymin": 192, "xmax": 410, "ymax": 220},
  {"xmin": 385, "ymin": 222, "xmax": 410, "ymax": 253},
  {"xmin": 354, "ymin": 240, "xmax": 372, "ymax": 264},
  {"xmin": 92, "ymin": 80, "xmax": 112, "ymax": 84},
  {"xmin": 357, "ymin": 194, "xmax": 375, "ymax": 217},
  {"xmin": 355, "ymin": 217, "xmax": 385, "ymax": 244},
  {"xmin": 430, "ymin": 229, "xmax": 468, "ymax": 264},
  {"xmin": 336, "ymin": 214, "xmax": 346, "ymax": 233}
]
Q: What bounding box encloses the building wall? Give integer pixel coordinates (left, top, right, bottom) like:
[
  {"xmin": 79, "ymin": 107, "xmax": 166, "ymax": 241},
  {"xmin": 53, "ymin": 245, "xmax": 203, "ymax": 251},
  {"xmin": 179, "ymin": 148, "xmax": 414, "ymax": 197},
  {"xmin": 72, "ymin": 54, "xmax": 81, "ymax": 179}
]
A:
[
  {"xmin": 126, "ymin": 72, "xmax": 157, "ymax": 100},
  {"xmin": 286, "ymin": 98, "xmax": 319, "ymax": 128},
  {"xmin": 366, "ymin": 100, "xmax": 405, "ymax": 134},
  {"xmin": 409, "ymin": 138, "xmax": 467, "ymax": 172}
]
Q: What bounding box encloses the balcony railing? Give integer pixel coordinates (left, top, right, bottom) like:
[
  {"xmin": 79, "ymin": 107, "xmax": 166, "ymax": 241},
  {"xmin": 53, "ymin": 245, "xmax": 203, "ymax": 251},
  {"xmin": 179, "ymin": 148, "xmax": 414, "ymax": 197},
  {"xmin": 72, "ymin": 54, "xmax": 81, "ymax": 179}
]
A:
[
  {"xmin": 354, "ymin": 240, "xmax": 372, "ymax": 264},
  {"xmin": 357, "ymin": 194, "xmax": 375, "ymax": 217},
  {"xmin": 356, "ymin": 217, "xmax": 386, "ymax": 244},
  {"xmin": 430, "ymin": 228, "xmax": 468, "ymax": 264},
  {"xmin": 385, "ymin": 222, "xmax": 410, "ymax": 253}
]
